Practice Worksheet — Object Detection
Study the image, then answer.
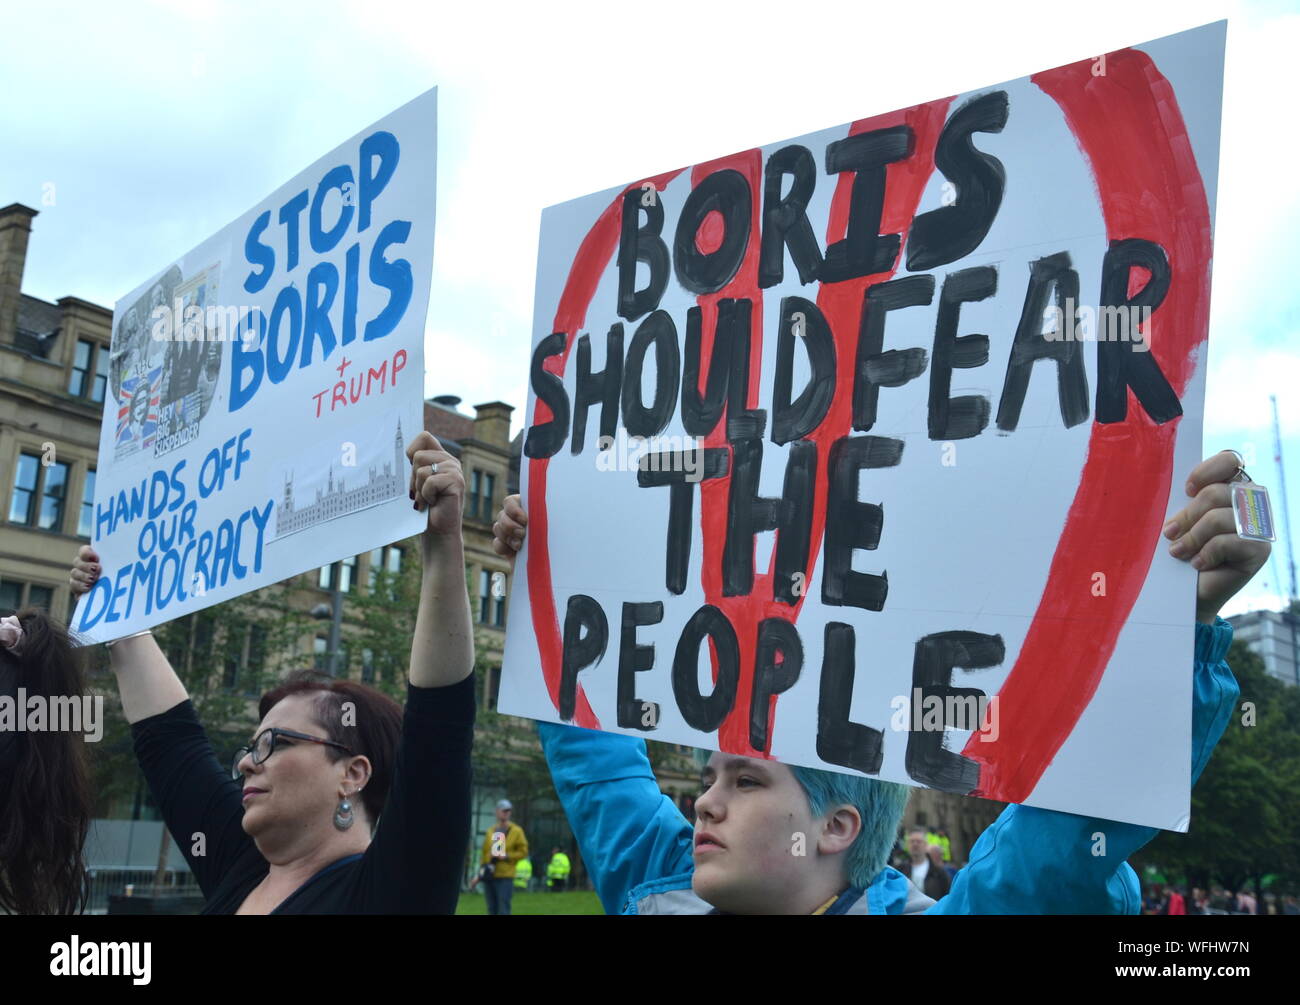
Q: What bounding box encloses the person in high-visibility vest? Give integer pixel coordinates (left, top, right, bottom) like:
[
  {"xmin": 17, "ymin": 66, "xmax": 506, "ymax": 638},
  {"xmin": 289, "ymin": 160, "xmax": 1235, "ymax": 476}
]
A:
[
  {"xmin": 546, "ymin": 847, "xmax": 571, "ymax": 892},
  {"xmin": 513, "ymin": 856, "xmax": 533, "ymax": 891}
]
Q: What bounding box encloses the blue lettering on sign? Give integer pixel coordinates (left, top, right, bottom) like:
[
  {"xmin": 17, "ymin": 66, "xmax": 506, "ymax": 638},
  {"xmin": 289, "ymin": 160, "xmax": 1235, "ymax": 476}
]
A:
[{"xmin": 230, "ymin": 129, "xmax": 410, "ymax": 413}]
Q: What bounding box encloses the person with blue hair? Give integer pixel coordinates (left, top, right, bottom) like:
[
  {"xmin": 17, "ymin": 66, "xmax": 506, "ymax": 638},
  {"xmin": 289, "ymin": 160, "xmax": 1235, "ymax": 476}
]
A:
[{"xmin": 492, "ymin": 449, "xmax": 1266, "ymax": 914}]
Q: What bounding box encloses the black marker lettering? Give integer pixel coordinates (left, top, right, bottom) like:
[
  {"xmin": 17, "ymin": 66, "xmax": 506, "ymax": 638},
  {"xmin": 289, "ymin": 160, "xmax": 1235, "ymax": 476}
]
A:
[
  {"xmin": 559, "ymin": 594, "xmax": 608, "ymax": 722},
  {"xmin": 817, "ymin": 622, "xmax": 884, "ymax": 774},
  {"xmin": 822, "ymin": 435, "xmax": 904, "ymax": 612},
  {"xmin": 997, "ymin": 252, "xmax": 1089, "ymax": 432},
  {"xmin": 616, "ymin": 601, "xmax": 664, "ymax": 731},
  {"xmin": 672, "ymin": 605, "xmax": 740, "ymax": 732},
  {"xmin": 853, "ymin": 275, "xmax": 934, "ymax": 432},
  {"xmin": 523, "ymin": 331, "xmax": 570, "ymax": 459},
  {"xmin": 930, "ymin": 265, "xmax": 995, "ymax": 440},
  {"xmin": 773, "ymin": 296, "xmax": 836, "ymax": 445},
  {"xmin": 571, "ymin": 324, "xmax": 625, "ymax": 454},
  {"xmin": 906, "ymin": 91, "xmax": 1009, "ymax": 272}
]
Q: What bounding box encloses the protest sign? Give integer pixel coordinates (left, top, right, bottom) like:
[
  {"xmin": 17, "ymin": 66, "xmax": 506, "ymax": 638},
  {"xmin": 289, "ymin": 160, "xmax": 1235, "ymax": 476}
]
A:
[
  {"xmin": 499, "ymin": 24, "xmax": 1225, "ymax": 830},
  {"xmin": 74, "ymin": 88, "xmax": 437, "ymax": 644}
]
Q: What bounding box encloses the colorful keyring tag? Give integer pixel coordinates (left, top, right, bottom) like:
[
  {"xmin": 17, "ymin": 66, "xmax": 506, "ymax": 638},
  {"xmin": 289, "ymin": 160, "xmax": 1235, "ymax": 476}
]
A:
[{"xmin": 1230, "ymin": 481, "xmax": 1277, "ymax": 542}]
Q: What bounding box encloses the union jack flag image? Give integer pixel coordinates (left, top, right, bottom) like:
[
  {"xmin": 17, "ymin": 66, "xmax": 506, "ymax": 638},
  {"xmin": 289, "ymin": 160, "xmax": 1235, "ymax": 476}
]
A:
[{"xmin": 114, "ymin": 366, "xmax": 162, "ymax": 459}]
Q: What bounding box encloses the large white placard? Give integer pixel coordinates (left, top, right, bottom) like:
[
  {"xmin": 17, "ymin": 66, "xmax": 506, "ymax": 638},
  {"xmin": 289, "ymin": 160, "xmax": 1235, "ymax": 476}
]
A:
[
  {"xmin": 500, "ymin": 24, "xmax": 1226, "ymax": 830},
  {"xmin": 74, "ymin": 89, "xmax": 438, "ymax": 644}
]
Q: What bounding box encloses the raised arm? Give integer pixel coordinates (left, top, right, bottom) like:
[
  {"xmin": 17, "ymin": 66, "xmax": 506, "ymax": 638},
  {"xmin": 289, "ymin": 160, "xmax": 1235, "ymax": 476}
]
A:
[
  {"xmin": 496, "ymin": 494, "xmax": 694, "ymax": 912},
  {"xmin": 406, "ymin": 432, "xmax": 473, "ymax": 689},
  {"xmin": 928, "ymin": 449, "xmax": 1268, "ymax": 915},
  {"xmin": 353, "ymin": 431, "xmax": 475, "ymax": 913},
  {"xmin": 927, "ymin": 617, "xmax": 1236, "ymax": 914},
  {"xmin": 538, "ymin": 722, "xmax": 695, "ymax": 913},
  {"xmin": 70, "ymin": 546, "xmax": 187, "ymax": 722}
]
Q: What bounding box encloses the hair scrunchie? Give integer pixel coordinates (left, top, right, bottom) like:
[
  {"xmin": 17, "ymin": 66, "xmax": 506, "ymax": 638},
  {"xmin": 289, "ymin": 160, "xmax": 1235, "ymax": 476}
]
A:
[{"xmin": 0, "ymin": 615, "xmax": 23, "ymax": 655}]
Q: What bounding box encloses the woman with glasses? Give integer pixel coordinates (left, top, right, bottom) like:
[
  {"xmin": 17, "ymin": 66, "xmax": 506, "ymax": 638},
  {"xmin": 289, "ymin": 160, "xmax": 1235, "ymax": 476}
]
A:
[{"xmin": 69, "ymin": 431, "xmax": 472, "ymax": 914}]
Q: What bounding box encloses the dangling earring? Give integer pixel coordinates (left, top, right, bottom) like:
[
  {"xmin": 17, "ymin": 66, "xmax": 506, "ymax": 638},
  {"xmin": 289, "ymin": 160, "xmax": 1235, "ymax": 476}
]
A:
[{"xmin": 334, "ymin": 791, "xmax": 354, "ymax": 831}]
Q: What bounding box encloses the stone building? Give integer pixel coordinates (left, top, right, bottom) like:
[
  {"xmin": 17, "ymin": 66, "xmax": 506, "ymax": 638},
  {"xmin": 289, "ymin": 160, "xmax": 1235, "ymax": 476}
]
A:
[{"xmin": 0, "ymin": 203, "xmax": 108, "ymax": 620}]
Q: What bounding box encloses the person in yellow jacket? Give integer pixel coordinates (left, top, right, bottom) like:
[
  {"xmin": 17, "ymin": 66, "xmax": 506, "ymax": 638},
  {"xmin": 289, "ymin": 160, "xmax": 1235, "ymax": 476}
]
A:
[
  {"xmin": 546, "ymin": 847, "xmax": 571, "ymax": 892},
  {"xmin": 513, "ymin": 856, "xmax": 533, "ymax": 891},
  {"xmin": 469, "ymin": 799, "xmax": 529, "ymax": 915}
]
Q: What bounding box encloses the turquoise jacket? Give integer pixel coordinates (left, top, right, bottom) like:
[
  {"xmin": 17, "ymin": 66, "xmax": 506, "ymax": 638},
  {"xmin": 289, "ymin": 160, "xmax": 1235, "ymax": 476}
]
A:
[{"xmin": 538, "ymin": 619, "xmax": 1237, "ymax": 915}]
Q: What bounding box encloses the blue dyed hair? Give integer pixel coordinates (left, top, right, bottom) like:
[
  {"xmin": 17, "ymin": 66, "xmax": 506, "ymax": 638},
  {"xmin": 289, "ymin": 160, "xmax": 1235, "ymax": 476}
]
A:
[
  {"xmin": 789, "ymin": 765, "xmax": 910, "ymax": 889},
  {"xmin": 693, "ymin": 749, "xmax": 910, "ymax": 889}
]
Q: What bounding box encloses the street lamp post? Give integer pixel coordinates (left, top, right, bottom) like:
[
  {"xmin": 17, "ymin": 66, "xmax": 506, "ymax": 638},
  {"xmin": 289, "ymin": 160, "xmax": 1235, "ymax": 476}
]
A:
[{"xmin": 310, "ymin": 559, "xmax": 344, "ymax": 677}]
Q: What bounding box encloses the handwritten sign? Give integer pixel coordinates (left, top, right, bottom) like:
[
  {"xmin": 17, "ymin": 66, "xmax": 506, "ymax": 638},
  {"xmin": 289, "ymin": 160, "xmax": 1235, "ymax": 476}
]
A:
[
  {"xmin": 499, "ymin": 24, "xmax": 1225, "ymax": 830},
  {"xmin": 74, "ymin": 89, "xmax": 438, "ymax": 643}
]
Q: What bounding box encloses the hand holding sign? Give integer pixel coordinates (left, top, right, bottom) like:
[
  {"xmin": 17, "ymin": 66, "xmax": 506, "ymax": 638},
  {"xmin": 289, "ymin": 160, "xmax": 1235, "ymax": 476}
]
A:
[
  {"xmin": 406, "ymin": 432, "xmax": 465, "ymax": 545},
  {"xmin": 491, "ymin": 494, "xmax": 527, "ymax": 562},
  {"xmin": 1164, "ymin": 449, "xmax": 1271, "ymax": 625},
  {"xmin": 69, "ymin": 546, "xmax": 101, "ymax": 597}
]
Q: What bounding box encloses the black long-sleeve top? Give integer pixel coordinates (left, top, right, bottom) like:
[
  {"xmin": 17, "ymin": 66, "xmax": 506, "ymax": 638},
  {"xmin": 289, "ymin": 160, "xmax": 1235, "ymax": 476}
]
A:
[{"xmin": 130, "ymin": 675, "xmax": 475, "ymax": 914}]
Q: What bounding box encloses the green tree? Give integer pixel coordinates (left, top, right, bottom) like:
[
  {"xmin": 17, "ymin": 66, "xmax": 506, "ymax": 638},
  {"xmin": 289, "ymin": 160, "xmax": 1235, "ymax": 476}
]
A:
[{"xmin": 1133, "ymin": 639, "xmax": 1300, "ymax": 896}]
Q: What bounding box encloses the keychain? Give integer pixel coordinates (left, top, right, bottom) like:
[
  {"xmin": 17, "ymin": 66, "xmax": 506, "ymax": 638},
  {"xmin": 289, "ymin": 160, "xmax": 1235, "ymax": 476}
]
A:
[{"xmin": 1227, "ymin": 449, "xmax": 1277, "ymax": 543}]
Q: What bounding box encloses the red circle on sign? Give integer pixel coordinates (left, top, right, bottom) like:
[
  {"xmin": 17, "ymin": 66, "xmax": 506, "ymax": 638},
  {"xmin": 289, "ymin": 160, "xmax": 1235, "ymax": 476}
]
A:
[{"xmin": 526, "ymin": 46, "xmax": 1211, "ymax": 806}]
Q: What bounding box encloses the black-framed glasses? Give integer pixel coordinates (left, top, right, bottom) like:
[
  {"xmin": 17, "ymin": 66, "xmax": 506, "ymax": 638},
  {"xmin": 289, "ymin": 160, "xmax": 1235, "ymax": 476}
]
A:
[{"xmin": 231, "ymin": 727, "xmax": 354, "ymax": 780}]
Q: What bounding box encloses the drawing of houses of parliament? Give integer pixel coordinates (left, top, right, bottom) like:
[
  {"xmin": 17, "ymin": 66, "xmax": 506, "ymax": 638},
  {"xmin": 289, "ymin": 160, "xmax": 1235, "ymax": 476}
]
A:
[{"xmin": 275, "ymin": 418, "xmax": 406, "ymax": 538}]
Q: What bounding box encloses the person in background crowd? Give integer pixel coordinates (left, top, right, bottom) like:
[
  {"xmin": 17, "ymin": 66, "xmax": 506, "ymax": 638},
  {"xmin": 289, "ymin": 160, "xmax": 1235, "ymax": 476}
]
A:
[
  {"xmin": 513, "ymin": 853, "xmax": 533, "ymax": 892},
  {"xmin": 492, "ymin": 450, "xmax": 1266, "ymax": 915},
  {"xmin": 900, "ymin": 828, "xmax": 951, "ymax": 901},
  {"xmin": 1235, "ymin": 889, "xmax": 1257, "ymax": 915},
  {"xmin": 546, "ymin": 847, "xmax": 571, "ymax": 892},
  {"xmin": 470, "ymin": 799, "xmax": 529, "ymax": 915},
  {"xmin": 1165, "ymin": 887, "xmax": 1186, "ymax": 915},
  {"xmin": 0, "ymin": 612, "xmax": 92, "ymax": 915}
]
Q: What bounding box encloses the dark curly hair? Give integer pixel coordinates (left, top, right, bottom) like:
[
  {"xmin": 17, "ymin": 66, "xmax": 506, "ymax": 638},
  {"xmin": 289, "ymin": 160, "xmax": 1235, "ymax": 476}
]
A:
[
  {"xmin": 258, "ymin": 671, "xmax": 403, "ymax": 823},
  {"xmin": 0, "ymin": 609, "xmax": 92, "ymax": 914}
]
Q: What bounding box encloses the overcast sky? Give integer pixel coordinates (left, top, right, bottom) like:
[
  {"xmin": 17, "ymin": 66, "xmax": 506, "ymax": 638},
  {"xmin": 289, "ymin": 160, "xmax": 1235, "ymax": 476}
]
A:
[{"xmin": 2, "ymin": 0, "xmax": 1297, "ymax": 615}]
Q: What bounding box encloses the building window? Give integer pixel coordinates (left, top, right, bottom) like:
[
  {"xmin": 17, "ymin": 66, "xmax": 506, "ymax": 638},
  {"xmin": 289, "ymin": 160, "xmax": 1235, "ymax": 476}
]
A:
[
  {"xmin": 313, "ymin": 636, "xmax": 329, "ymax": 671},
  {"xmin": 485, "ymin": 665, "xmax": 501, "ymax": 710},
  {"xmin": 367, "ymin": 546, "xmax": 403, "ymax": 590},
  {"xmin": 479, "ymin": 569, "xmax": 492, "ymax": 624},
  {"xmin": 494, "ymin": 573, "xmax": 506, "ymax": 627},
  {"xmin": 318, "ymin": 556, "xmax": 357, "ymax": 592},
  {"xmin": 470, "ymin": 470, "xmax": 483, "ymax": 520},
  {"xmin": 361, "ymin": 648, "xmax": 375, "ymax": 684},
  {"xmin": 78, "ymin": 469, "xmax": 97, "ymax": 538},
  {"xmin": 68, "ymin": 339, "xmax": 108, "ymax": 403},
  {"xmin": 8, "ymin": 452, "xmax": 70, "ymax": 531},
  {"xmin": 39, "ymin": 460, "xmax": 68, "ymax": 531},
  {"xmin": 485, "ymin": 473, "xmax": 497, "ymax": 521},
  {"xmin": 8, "ymin": 454, "xmax": 39, "ymax": 525},
  {"xmin": 0, "ymin": 580, "xmax": 56, "ymax": 618}
]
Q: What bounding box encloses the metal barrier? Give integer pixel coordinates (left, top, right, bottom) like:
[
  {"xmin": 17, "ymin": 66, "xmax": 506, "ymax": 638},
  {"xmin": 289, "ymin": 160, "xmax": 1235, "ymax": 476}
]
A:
[{"xmin": 84, "ymin": 868, "xmax": 200, "ymax": 915}]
